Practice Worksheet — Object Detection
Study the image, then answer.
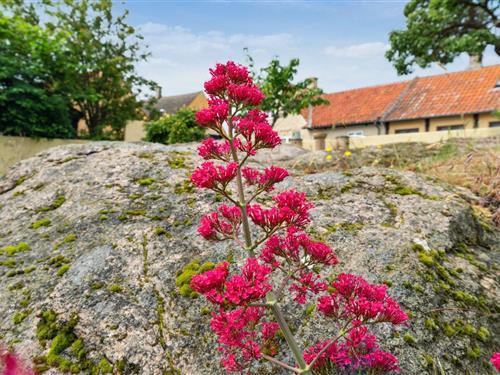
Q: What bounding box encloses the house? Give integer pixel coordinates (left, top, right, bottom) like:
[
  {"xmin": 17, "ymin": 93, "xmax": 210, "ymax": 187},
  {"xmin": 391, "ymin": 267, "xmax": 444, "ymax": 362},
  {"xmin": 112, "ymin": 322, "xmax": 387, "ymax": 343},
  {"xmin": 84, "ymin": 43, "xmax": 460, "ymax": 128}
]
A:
[
  {"xmin": 292, "ymin": 64, "xmax": 500, "ymax": 150},
  {"xmin": 124, "ymin": 90, "xmax": 208, "ymax": 142}
]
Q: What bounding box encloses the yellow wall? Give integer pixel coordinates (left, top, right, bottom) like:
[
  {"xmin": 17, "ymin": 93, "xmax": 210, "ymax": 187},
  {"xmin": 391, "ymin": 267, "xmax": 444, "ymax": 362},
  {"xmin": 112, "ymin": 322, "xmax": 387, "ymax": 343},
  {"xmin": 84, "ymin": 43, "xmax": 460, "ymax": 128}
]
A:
[
  {"xmin": 349, "ymin": 127, "xmax": 500, "ymax": 149},
  {"xmin": 0, "ymin": 136, "xmax": 89, "ymax": 176},
  {"xmin": 188, "ymin": 92, "xmax": 208, "ymax": 110},
  {"xmin": 478, "ymin": 112, "xmax": 499, "ymax": 128},
  {"xmin": 388, "ymin": 119, "xmax": 425, "ymax": 134}
]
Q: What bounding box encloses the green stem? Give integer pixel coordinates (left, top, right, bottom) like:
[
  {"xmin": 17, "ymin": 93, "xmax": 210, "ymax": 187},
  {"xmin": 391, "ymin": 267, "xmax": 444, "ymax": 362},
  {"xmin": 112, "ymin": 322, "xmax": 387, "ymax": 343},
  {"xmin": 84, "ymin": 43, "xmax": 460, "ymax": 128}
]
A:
[
  {"xmin": 228, "ymin": 122, "xmax": 254, "ymax": 256},
  {"xmin": 267, "ymin": 294, "xmax": 310, "ymax": 374}
]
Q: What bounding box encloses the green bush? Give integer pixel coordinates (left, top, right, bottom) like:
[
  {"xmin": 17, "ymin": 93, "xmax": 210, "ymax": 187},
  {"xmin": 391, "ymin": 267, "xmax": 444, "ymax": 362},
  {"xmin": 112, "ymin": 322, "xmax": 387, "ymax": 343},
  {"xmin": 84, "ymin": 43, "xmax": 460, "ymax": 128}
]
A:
[{"xmin": 144, "ymin": 108, "xmax": 205, "ymax": 145}]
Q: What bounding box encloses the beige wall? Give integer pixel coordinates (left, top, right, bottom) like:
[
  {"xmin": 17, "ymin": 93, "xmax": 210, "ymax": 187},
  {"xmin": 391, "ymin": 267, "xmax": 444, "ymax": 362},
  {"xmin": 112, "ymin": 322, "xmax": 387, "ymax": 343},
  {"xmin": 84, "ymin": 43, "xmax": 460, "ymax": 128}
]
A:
[
  {"xmin": 0, "ymin": 135, "xmax": 89, "ymax": 176},
  {"xmin": 124, "ymin": 120, "xmax": 146, "ymax": 142},
  {"xmin": 275, "ymin": 115, "xmax": 307, "ymax": 139},
  {"xmin": 388, "ymin": 113, "xmax": 498, "ymax": 134},
  {"xmin": 301, "ymin": 123, "xmax": 380, "ymax": 150},
  {"xmin": 388, "ymin": 119, "xmax": 425, "ymax": 134},
  {"xmin": 349, "ymin": 126, "xmax": 500, "ymax": 149},
  {"xmin": 189, "ymin": 93, "xmax": 208, "ymax": 110}
]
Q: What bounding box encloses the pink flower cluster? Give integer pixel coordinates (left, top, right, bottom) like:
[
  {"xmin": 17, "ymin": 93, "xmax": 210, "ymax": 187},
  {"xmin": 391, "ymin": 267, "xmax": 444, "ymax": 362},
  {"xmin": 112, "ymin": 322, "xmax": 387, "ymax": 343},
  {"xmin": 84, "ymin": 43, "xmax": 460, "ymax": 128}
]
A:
[
  {"xmin": 189, "ymin": 61, "xmax": 408, "ymax": 374},
  {"xmin": 0, "ymin": 348, "xmax": 34, "ymax": 375},
  {"xmin": 303, "ymin": 326, "xmax": 400, "ymax": 373},
  {"xmin": 491, "ymin": 353, "xmax": 500, "ymax": 372},
  {"xmin": 242, "ymin": 166, "xmax": 289, "ymax": 191},
  {"xmin": 198, "ymin": 205, "xmax": 242, "ymax": 240},
  {"xmin": 191, "ymin": 161, "xmax": 238, "ymax": 190},
  {"xmin": 317, "ymin": 273, "xmax": 408, "ymax": 325}
]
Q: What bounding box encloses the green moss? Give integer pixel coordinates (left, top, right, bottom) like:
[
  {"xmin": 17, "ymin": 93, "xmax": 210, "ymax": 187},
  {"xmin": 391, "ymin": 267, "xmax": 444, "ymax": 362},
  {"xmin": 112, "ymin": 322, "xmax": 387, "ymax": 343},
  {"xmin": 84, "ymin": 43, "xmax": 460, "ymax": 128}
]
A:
[
  {"xmin": 451, "ymin": 290, "xmax": 477, "ymax": 305},
  {"xmin": 476, "ymin": 326, "xmax": 490, "ymax": 342},
  {"xmin": 24, "ymin": 265, "xmax": 36, "ymax": 274},
  {"xmin": 54, "ymin": 234, "xmax": 77, "ymax": 249},
  {"xmin": 422, "ymin": 353, "xmax": 434, "ymax": 368},
  {"xmin": 442, "ymin": 322, "xmax": 456, "ymax": 337},
  {"xmin": 174, "ymin": 180, "xmax": 195, "ymax": 194},
  {"xmin": 382, "ymin": 280, "xmax": 393, "ymax": 287},
  {"xmin": 424, "ymin": 318, "xmax": 439, "ymax": 331},
  {"xmin": 1, "ymin": 242, "xmax": 31, "ymax": 256},
  {"xmin": 413, "ymin": 283, "xmax": 424, "ymax": 293},
  {"xmin": 167, "ymin": 156, "xmax": 187, "ymax": 169},
  {"xmin": 136, "ymin": 177, "xmax": 155, "ymax": 186},
  {"xmin": 155, "ymin": 227, "xmax": 167, "ymax": 235},
  {"xmin": 30, "ymin": 218, "xmax": 51, "ymax": 229},
  {"xmin": 412, "ymin": 243, "xmax": 425, "ymax": 252},
  {"xmin": 418, "ymin": 251, "xmax": 434, "ymax": 267},
  {"xmin": 97, "ymin": 358, "xmax": 113, "ymax": 373},
  {"xmin": 36, "ymin": 309, "xmax": 58, "ymax": 341},
  {"xmin": 8, "ymin": 281, "xmax": 24, "ymax": 291},
  {"xmin": 325, "ymin": 221, "xmax": 363, "ymax": 234},
  {"xmin": 305, "ymin": 304, "xmax": 316, "ymax": 316},
  {"xmin": 57, "ymin": 264, "xmax": 70, "ymax": 277},
  {"xmin": 125, "ymin": 209, "xmax": 147, "ymax": 216},
  {"xmin": 466, "ymin": 345, "xmax": 481, "ymax": 360},
  {"xmin": 15, "ymin": 175, "xmax": 29, "ymax": 186},
  {"xmin": 0, "ymin": 259, "xmax": 17, "ymax": 268},
  {"xmin": 108, "ymin": 284, "xmax": 123, "ymax": 293},
  {"xmin": 48, "ymin": 255, "xmax": 71, "ymax": 268},
  {"xmin": 90, "ymin": 281, "xmax": 104, "ymax": 290},
  {"xmin": 13, "ymin": 309, "xmax": 31, "ymax": 324},
  {"xmin": 37, "ymin": 194, "xmax": 66, "ymax": 212},
  {"xmin": 462, "ymin": 323, "xmax": 476, "ymax": 336},
  {"xmin": 403, "ymin": 333, "xmax": 416, "ymax": 344},
  {"xmin": 340, "ymin": 182, "xmax": 354, "ymax": 193}
]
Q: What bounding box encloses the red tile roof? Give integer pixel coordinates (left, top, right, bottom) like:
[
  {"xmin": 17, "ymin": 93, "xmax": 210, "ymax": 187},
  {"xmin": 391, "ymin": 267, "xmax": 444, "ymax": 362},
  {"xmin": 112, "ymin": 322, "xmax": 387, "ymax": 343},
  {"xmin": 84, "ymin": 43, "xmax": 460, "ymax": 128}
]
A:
[
  {"xmin": 307, "ymin": 64, "xmax": 500, "ymax": 128},
  {"xmin": 384, "ymin": 65, "xmax": 500, "ymax": 121}
]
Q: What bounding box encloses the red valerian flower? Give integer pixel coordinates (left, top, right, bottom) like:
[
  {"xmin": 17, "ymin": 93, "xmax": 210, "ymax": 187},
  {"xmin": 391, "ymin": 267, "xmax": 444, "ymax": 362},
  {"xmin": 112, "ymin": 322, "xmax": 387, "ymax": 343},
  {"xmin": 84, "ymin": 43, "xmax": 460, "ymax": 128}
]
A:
[
  {"xmin": 260, "ymin": 166, "xmax": 289, "ymax": 189},
  {"xmin": 491, "ymin": 353, "xmax": 500, "ymax": 371},
  {"xmin": 227, "ymin": 84, "xmax": 264, "ymax": 106},
  {"xmin": 197, "ymin": 205, "xmax": 242, "ymax": 241},
  {"xmin": 198, "ymin": 138, "xmax": 232, "ymax": 160},
  {"xmin": 317, "ymin": 273, "xmax": 408, "ymax": 325},
  {"xmin": 289, "ymin": 271, "xmax": 327, "ymax": 304},
  {"xmin": 0, "ymin": 348, "xmax": 34, "ymax": 375},
  {"xmin": 241, "ymin": 167, "xmax": 261, "ymax": 186},
  {"xmin": 210, "ymin": 307, "xmax": 263, "ymax": 371},
  {"xmin": 195, "ymin": 98, "xmax": 230, "ymax": 130},
  {"xmin": 273, "ymin": 190, "xmax": 314, "ymax": 228},
  {"xmin": 224, "ymin": 258, "xmax": 273, "ymax": 305},
  {"xmin": 191, "ymin": 262, "xmax": 229, "ymax": 295},
  {"xmin": 364, "ymin": 350, "xmax": 400, "ymax": 373},
  {"xmin": 303, "ymin": 340, "xmax": 350, "ymax": 369},
  {"xmin": 191, "ymin": 161, "xmax": 238, "ymax": 190},
  {"xmin": 235, "ymin": 110, "xmax": 281, "ymax": 151}
]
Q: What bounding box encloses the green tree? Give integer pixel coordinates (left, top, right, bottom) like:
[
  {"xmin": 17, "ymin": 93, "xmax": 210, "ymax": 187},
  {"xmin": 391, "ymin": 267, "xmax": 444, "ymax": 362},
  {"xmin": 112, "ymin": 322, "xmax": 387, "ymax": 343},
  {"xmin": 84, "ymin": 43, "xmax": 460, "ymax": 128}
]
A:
[
  {"xmin": 386, "ymin": 0, "xmax": 499, "ymax": 75},
  {"xmin": 0, "ymin": 13, "xmax": 75, "ymax": 138},
  {"xmin": 246, "ymin": 51, "xmax": 328, "ymax": 127},
  {"xmin": 3, "ymin": 0, "xmax": 156, "ymax": 139},
  {"xmin": 144, "ymin": 108, "xmax": 206, "ymax": 145}
]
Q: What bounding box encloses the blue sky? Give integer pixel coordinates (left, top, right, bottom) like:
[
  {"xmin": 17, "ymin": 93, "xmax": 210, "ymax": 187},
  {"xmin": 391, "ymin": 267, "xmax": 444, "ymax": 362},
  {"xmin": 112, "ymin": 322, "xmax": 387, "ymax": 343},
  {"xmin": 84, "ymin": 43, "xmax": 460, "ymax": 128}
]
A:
[{"xmin": 115, "ymin": 0, "xmax": 499, "ymax": 96}]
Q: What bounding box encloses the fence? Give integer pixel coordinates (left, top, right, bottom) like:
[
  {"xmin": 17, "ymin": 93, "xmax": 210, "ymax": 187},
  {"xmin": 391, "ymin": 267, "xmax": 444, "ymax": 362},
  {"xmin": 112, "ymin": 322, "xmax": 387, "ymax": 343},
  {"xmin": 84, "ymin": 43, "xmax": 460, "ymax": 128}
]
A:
[
  {"xmin": 348, "ymin": 127, "xmax": 500, "ymax": 149},
  {"xmin": 0, "ymin": 135, "xmax": 89, "ymax": 176}
]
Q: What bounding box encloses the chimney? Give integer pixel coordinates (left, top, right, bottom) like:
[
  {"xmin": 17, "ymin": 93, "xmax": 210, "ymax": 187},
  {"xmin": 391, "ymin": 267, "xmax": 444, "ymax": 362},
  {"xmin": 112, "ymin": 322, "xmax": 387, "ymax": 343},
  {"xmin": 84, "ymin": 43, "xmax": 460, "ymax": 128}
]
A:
[
  {"xmin": 307, "ymin": 77, "xmax": 318, "ymax": 128},
  {"xmin": 155, "ymin": 85, "xmax": 162, "ymax": 99},
  {"xmin": 468, "ymin": 54, "xmax": 482, "ymax": 70}
]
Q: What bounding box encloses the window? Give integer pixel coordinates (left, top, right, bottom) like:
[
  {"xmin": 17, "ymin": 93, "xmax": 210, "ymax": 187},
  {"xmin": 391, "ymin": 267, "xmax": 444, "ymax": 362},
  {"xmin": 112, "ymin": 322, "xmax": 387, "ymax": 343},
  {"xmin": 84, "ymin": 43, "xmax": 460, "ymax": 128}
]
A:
[
  {"xmin": 395, "ymin": 128, "xmax": 419, "ymax": 134},
  {"xmin": 489, "ymin": 122, "xmax": 500, "ymax": 128},
  {"xmin": 436, "ymin": 125, "xmax": 464, "ymax": 131},
  {"xmin": 347, "ymin": 130, "xmax": 364, "ymax": 137}
]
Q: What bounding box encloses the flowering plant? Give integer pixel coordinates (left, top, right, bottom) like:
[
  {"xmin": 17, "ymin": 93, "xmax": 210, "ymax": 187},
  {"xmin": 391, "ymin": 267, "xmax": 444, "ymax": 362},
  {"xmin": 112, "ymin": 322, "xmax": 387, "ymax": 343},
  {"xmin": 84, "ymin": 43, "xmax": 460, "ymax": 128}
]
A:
[{"xmin": 189, "ymin": 61, "xmax": 408, "ymax": 374}]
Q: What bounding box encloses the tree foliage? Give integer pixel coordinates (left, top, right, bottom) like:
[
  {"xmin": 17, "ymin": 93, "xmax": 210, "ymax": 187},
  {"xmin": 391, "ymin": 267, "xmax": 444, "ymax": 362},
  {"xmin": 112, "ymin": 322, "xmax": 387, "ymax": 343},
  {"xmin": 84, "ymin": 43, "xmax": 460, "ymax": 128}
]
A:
[
  {"xmin": 1, "ymin": 0, "xmax": 155, "ymax": 139},
  {"xmin": 144, "ymin": 108, "xmax": 205, "ymax": 145},
  {"xmin": 0, "ymin": 13, "xmax": 75, "ymax": 138},
  {"xmin": 386, "ymin": 0, "xmax": 499, "ymax": 75},
  {"xmin": 246, "ymin": 52, "xmax": 328, "ymax": 127}
]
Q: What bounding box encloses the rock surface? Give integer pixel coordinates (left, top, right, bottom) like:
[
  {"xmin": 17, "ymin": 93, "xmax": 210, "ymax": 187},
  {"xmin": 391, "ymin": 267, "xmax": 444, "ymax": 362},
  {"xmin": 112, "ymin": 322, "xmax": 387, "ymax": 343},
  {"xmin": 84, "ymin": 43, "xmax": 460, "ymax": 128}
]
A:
[{"xmin": 0, "ymin": 141, "xmax": 498, "ymax": 374}]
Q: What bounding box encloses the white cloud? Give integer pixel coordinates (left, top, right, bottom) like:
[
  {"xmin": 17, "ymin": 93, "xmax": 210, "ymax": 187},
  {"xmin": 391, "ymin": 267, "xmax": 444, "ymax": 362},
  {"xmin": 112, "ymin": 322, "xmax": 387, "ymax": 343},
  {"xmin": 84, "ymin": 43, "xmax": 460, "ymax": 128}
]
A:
[
  {"xmin": 136, "ymin": 22, "xmax": 297, "ymax": 95},
  {"xmin": 324, "ymin": 42, "xmax": 389, "ymax": 58}
]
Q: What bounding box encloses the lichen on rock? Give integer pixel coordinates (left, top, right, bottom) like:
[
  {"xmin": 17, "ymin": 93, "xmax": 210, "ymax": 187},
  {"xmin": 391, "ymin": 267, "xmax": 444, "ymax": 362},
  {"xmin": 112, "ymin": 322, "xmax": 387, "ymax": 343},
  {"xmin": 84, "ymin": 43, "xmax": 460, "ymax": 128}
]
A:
[{"xmin": 0, "ymin": 142, "xmax": 498, "ymax": 374}]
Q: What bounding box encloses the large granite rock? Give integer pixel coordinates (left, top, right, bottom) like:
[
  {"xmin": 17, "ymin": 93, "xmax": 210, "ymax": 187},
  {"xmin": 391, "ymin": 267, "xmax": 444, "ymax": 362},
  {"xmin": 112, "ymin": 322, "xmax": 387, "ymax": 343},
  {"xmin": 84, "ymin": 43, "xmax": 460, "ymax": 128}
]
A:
[{"xmin": 0, "ymin": 142, "xmax": 498, "ymax": 374}]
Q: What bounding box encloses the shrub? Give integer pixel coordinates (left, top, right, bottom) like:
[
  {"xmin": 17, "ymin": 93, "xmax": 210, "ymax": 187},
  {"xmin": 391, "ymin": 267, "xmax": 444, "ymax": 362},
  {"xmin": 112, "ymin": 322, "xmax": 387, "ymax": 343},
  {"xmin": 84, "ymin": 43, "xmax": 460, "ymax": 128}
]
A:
[{"xmin": 144, "ymin": 108, "xmax": 205, "ymax": 145}]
